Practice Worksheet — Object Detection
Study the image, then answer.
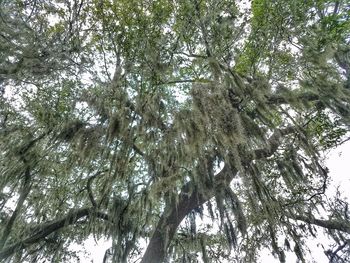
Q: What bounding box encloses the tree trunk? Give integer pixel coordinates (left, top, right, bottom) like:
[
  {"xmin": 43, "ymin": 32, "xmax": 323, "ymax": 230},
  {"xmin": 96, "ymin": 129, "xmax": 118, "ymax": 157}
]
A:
[{"xmin": 141, "ymin": 165, "xmax": 235, "ymax": 263}]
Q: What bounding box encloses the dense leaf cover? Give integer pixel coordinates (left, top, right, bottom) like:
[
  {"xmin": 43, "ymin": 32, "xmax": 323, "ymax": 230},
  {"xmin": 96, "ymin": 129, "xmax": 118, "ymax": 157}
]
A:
[{"xmin": 0, "ymin": 0, "xmax": 350, "ymax": 262}]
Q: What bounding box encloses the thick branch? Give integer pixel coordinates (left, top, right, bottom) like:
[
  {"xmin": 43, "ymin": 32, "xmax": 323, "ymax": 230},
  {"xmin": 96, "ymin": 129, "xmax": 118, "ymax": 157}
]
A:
[
  {"xmin": 0, "ymin": 207, "xmax": 108, "ymax": 260},
  {"xmin": 18, "ymin": 131, "xmax": 48, "ymax": 158},
  {"xmin": 87, "ymin": 176, "xmax": 98, "ymax": 207},
  {"xmin": 86, "ymin": 170, "xmax": 108, "ymax": 207},
  {"xmin": 253, "ymin": 126, "xmax": 297, "ymax": 159},
  {"xmin": 0, "ymin": 132, "xmax": 49, "ymax": 250},
  {"xmin": 0, "ymin": 167, "xmax": 31, "ymax": 250},
  {"xmin": 290, "ymin": 214, "xmax": 350, "ymax": 235},
  {"xmin": 267, "ymin": 92, "xmax": 319, "ymax": 105},
  {"xmin": 156, "ymin": 79, "xmax": 199, "ymax": 86}
]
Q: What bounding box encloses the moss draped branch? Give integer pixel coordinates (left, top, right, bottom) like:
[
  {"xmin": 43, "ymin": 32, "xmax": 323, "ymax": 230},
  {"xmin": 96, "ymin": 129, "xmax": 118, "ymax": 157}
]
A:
[
  {"xmin": 253, "ymin": 126, "xmax": 297, "ymax": 160},
  {"xmin": 267, "ymin": 92, "xmax": 320, "ymax": 105},
  {"xmin": 0, "ymin": 168, "xmax": 32, "ymax": 250},
  {"xmin": 0, "ymin": 207, "xmax": 108, "ymax": 260},
  {"xmin": 290, "ymin": 214, "xmax": 350, "ymax": 235},
  {"xmin": 140, "ymin": 125, "xmax": 298, "ymax": 262}
]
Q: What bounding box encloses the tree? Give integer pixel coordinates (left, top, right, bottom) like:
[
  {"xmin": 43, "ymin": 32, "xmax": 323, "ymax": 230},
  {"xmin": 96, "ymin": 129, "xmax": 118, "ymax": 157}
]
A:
[{"xmin": 0, "ymin": 0, "xmax": 350, "ymax": 262}]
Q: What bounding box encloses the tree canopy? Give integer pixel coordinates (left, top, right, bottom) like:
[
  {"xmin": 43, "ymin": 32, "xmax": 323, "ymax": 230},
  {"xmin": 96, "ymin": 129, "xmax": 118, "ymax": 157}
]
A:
[{"xmin": 1, "ymin": 0, "xmax": 350, "ymax": 262}]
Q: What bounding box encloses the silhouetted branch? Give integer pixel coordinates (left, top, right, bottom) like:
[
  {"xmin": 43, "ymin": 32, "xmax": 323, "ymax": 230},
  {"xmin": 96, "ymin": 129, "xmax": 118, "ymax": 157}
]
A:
[
  {"xmin": 290, "ymin": 214, "xmax": 350, "ymax": 234},
  {"xmin": 0, "ymin": 207, "xmax": 108, "ymax": 260},
  {"xmin": 0, "ymin": 168, "xmax": 32, "ymax": 250}
]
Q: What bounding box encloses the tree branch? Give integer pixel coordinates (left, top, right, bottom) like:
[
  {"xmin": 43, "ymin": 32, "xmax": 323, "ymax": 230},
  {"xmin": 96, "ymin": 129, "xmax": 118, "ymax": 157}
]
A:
[
  {"xmin": 253, "ymin": 126, "xmax": 297, "ymax": 160},
  {"xmin": 86, "ymin": 169, "xmax": 109, "ymax": 207},
  {"xmin": 155, "ymin": 79, "xmax": 199, "ymax": 86},
  {"xmin": 290, "ymin": 214, "xmax": 350, "ymax": 235},
  {"xmin": 267, "ymin": 92, "xmax": 319, "ymax": 105},
  {"xmin": 0, "ymin": 207, "xmax": 108, "ymax": 260},
  {"xmin": 0, "ymin": 167, "xmax": 32, "ymax": 250},
  {"xmin": 0, "ymin": 131, "xmax": 50, "ymax": 250},
  {"xmin": 194, "ymin": 0, "xmax": 212, "ymax": 57}
]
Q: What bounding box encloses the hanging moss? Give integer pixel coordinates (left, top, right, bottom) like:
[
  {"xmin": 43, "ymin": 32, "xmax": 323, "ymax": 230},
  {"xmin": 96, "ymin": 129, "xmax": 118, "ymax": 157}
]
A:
[
  {"xmin": 57, "ymin": 120, "xmax": 84, "ymax": 141},
  {"xmin": 1, "ymin": 1, "xmax": 350, "ymax": 262}
]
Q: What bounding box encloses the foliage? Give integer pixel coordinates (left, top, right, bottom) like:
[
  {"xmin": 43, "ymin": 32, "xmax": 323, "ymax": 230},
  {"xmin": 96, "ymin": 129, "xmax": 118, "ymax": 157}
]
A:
[{"xmin": 0, "ymin": 0, "xmax": 350, "ymax": 262}]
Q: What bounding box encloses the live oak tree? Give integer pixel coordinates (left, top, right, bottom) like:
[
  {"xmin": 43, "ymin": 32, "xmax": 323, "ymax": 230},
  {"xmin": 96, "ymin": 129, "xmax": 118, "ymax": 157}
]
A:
[{"xmin": 1, "ymin": 0, "xmax": 350, "ymax": 262}]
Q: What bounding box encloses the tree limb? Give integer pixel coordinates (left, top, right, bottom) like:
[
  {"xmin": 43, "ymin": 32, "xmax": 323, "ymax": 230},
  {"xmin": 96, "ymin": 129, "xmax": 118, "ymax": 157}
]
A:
[
  {"xmin": 86, "ymin": 169, "xmax": 108, "ymax": 207},
  {"xmin": 0, "ymin": 207, "xmax": 108, "ymax": 260},
  {"xmin": 253, "ymin": 126, "xmax": 297, "ymax": 160},
  {"xmin": 290, "ymin": 214, "xmax": 350, "ymax": 235},
  {"xmin": 0, "ymin": 168, "xmax": 32, "ymax": 250},
  {"xmin": 267, "ymin": 92, "xmax": 319, "ymax": 105}
]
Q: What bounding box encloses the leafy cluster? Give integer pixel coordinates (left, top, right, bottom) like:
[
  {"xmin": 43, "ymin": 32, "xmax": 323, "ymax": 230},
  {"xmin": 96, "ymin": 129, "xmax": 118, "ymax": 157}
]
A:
[{"xmin": 0, "ymin": 0, "xmax": 350, "ymax": 262}]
